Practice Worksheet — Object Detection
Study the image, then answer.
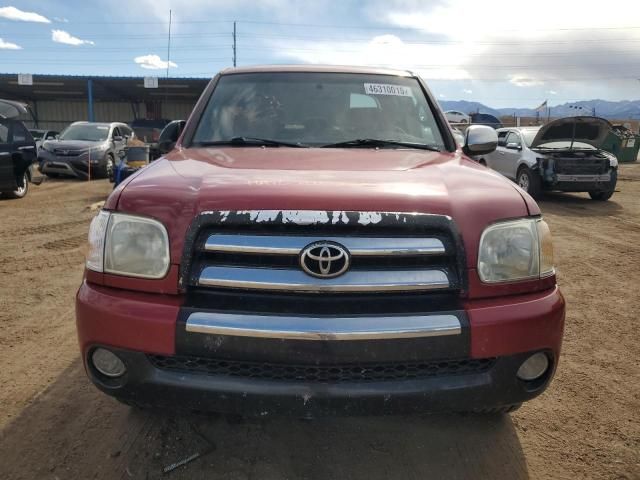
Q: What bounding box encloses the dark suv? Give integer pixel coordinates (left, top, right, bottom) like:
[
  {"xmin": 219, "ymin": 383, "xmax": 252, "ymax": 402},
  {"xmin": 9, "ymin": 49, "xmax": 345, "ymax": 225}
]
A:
[{"xmin": 0, "ymin": 100, "xmax": 44, "ymax": 199}]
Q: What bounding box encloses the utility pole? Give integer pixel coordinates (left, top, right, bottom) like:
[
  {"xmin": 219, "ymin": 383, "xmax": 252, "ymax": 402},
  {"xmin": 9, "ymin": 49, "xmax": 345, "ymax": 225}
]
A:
[
  {"xmin": 233, "ymin": 21, "xmax": 237, "ymax": 67},
  {"xmin": 166, "ymin": 9, "xmax": 172, "ymax": 81},
  {"xmin": 165, "ymin": 9, "xmax": 172, "ymax": 107}
]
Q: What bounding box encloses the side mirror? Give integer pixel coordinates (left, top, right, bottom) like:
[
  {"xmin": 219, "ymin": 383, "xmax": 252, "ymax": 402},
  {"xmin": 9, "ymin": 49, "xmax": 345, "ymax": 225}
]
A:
[
  {"xmin": 158, "ymin": 140, "xmax": 176, "ymax": 154},
  {"xmin": 463, "ymin": 125, "xmax": 498, "ymax": 156},
  {"xmin": 113, "ymin": 135, "xmax": 123, "ymax": 142},
  {"xmin": 506, "ymin": 142, "xmax": 522, "ymax": 151}
]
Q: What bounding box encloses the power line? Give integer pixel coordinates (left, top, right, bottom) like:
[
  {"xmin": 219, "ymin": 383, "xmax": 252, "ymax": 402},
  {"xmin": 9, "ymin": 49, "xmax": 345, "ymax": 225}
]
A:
[{"xmin": 3, "ymin": 17, "xmax": 640, "ymax": 32}]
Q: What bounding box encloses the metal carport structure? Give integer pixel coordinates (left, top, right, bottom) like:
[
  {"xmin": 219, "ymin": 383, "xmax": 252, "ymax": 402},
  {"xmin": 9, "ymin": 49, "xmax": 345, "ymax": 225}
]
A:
[{"xmin": 0, "ymin": 74, "xmax": 209, "ymax": 130}]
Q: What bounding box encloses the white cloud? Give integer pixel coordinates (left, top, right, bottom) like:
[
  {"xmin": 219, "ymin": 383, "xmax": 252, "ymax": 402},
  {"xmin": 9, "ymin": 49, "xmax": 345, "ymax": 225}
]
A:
[
  {"xmin": 386, "ymin": 1, "xmax": 640, "ymax": 38},
  {"xmin": 270, "ymin": 34, "xmax": 472, "ymax": 80},
  {"xmin": 0, "ymin": 6, "xmax": 50, "ymax": 23},
  {"xmin": 439, "ymin": 93, "xmax": 446, "ymax": 98},
  {"xmin": 53, "ymin": 17, "xmax": 69, "ymax": 23},
  {"xmin": 463, "ymin": 89, "xmax": 473, "ymax": 94},
  {"xmin": 134, "ymin": 54, "xmax": 178, "ymax": 70},
  {"xmin": 548, "ymin": 90, "xmax": 558, "ymax": 95},
  {"xmin": 0, "ymin": 38, "xmax": 21, "ymax": 50},
  {"xmin": 378, "ymin": 0, "xmax": 640, "ymax": 101},
  {"xmin": 52, "ymin": 30, "xmax": 95, "ymax": 46},
  {"xmin": 509, "ymin": 75, "xmax": 544, "ymax": 87}
]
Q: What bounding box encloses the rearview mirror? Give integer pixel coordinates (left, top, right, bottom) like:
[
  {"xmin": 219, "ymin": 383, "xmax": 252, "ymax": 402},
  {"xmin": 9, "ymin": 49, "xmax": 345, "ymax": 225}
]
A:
[{"xmin": 463, "ymin": 125, "xmax": 498, "ymax": 156}]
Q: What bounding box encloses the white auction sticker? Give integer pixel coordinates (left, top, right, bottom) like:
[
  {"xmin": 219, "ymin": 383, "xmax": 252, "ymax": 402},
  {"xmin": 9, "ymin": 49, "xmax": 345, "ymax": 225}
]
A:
[{"xmin": 364, "ymin": 83, "xmax": 412, "ymax": 97}]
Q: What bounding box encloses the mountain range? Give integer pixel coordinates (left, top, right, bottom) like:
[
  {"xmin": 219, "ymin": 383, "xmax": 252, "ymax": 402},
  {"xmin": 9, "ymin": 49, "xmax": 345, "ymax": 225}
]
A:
[{"xmin": 439, "ymin": 99, "xmax": 640, "ymax": 120}]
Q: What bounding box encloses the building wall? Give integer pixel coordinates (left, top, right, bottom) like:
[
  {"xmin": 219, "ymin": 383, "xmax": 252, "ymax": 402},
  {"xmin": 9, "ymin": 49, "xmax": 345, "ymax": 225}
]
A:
[{"xmin": 24, "ymin": 100, "xmax": 196, "ymax": 131}]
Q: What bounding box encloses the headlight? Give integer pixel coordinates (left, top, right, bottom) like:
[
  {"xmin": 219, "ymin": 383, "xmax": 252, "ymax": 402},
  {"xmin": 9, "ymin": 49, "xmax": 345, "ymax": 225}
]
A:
[
  {"xmin": 88, "ymin": 145, "xmax": 108, "ymax": 158},
  {"xmin": 478, "ymin": 218, "xmax": 554, "ymax": 283},
  {"xmin": 86, "ymin": 211, "xmax": 170, "ymax": 279}
]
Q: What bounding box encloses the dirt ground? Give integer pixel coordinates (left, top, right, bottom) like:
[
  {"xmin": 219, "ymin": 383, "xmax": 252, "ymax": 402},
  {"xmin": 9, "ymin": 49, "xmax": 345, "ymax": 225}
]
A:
[{"xmin": 0, "ymin": 167, "xmax": 638, "ymax": 480}]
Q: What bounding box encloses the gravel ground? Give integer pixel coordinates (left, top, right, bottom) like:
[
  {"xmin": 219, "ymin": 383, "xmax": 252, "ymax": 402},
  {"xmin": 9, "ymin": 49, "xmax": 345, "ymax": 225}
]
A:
[{"xmin": 0, "ymin": 166, "xmax": 638, "ymax": 480}]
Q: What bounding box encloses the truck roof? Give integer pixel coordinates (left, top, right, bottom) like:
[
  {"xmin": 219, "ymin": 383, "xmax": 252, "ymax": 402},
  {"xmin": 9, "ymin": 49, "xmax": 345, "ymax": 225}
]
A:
[{"xmin": 219, "ymin": 64, "xmax": 414, "ymax": 77}]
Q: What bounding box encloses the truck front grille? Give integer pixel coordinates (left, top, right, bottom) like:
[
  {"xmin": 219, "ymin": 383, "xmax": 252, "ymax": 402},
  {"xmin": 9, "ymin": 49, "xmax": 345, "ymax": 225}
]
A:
[
  {"xmin": 53, "ymin": 149, "xmax": 84, "ymax": 157},
  {"xmin": 181, "ymin": 210, "xmax": 465, "ymax": 299},
  {"xmin": 148, "ymin": 354, "xmax": 494, "ymax": 383}
]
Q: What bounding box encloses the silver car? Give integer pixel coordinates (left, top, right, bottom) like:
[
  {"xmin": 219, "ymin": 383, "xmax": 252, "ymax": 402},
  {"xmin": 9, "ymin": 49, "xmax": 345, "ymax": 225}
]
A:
[
  {"xmin": 39, "ymin": 122, "xmax": 134, "ymax": 179},
  {"xmin": 476, "ymin": 117, "xmax": 618, "ymax": 200}
]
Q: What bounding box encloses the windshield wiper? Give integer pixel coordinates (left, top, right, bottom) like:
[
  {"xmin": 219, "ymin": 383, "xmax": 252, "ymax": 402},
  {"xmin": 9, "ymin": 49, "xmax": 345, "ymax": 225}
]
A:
[
  {"xmin": 193, "ymin": 137, "xmax": 309, "ymax": 148},
  {"xmin": 321, "ymin": 138, "xmax": 441, "ymax": 151}
]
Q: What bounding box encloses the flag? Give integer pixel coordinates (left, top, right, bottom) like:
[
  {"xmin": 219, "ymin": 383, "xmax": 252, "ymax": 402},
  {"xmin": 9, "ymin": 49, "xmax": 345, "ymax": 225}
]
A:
[{"xmin": 535, "ymin": 100, "xmax": 548, "ymax": 112}]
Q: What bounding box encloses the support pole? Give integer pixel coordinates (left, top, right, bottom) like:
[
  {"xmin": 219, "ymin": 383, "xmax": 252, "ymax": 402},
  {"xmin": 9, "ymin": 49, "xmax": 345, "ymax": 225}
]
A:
[{"xmin": 87, "ymin": 78, "xmax": 94, "ymax": 122}]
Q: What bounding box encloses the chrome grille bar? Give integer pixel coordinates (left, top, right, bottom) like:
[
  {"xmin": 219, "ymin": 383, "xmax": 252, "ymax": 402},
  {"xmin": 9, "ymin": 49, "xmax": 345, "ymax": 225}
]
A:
[
  {"xmin": 186, "ymin": 311, "xmax": 461, "ymax": 340},
  {"xmin": 198, "ymin": 266, "xmax": 450, "ymax": 292},
  {"xmin": 204, "ymin": 234, "xmax": 446, "ymax": 256}
]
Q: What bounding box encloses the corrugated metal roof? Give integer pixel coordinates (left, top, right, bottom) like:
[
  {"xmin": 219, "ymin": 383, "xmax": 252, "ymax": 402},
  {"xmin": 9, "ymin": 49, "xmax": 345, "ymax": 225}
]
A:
[{"xmin": 0, "ymin": 73, "xmax": 210, "ymax": 102}]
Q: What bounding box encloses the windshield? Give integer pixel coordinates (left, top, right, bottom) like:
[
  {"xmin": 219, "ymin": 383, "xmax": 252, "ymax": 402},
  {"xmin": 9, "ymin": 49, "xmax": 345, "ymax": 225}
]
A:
[
  {"xmin": 59, "ymin": 124, "xmax": 109, "ymax": 142},
  {"xmin": 29, "ymin": 130, "xmax": 45, "ymax": 140},
  {"xmin": 521, "ymin": 129, "xmax": 540, "ymax": 147},
  {"xmin": 192, "ymin": 72, "xmax": 445, "ymax": 149}
]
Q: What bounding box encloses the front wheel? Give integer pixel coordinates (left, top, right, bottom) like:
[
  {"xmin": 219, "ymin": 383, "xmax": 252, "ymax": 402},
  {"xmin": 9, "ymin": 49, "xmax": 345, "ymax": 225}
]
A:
[
  {"xmin": 516, "ymin": 166, "xmax": 542, "ymax": 199},
  {"xmin": 96, "ymin": 153, "xmax": 114, "ymax": 179},
  {"xmin": 5, "ymin": 172, "xmax": 29, "ymax": 199},
  {"xmin": 589, "ymin": 169, "xmax": 617, "ymax": 201}
]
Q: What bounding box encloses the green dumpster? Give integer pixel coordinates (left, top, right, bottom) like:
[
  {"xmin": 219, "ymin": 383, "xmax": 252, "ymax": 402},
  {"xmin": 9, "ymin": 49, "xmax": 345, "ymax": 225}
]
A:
[{"xmin": 602, "ymin": 125, "xmax": 640, "ymax": 163}]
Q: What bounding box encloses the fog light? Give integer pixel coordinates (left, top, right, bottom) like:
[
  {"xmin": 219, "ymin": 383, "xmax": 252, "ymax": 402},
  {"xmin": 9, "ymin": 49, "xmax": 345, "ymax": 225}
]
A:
[
  {"xmin": 517, "ymin": 352, "xmax": 549, "ymax": 381},
  {"xmin": 92, "ymin": 348, "xmax": 126, "ymax": 378}
]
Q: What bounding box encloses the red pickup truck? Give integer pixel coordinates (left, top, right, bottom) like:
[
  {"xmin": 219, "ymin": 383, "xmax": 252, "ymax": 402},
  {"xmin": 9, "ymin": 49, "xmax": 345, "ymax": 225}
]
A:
[{"xmin": 76, "ymin": 65, "xmax": 565, "ymax": 416}]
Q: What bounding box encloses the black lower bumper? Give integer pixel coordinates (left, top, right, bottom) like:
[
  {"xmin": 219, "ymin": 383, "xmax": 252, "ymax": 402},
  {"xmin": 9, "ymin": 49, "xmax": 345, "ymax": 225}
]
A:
[
  {"xmin": 545, "ymin": 181, "xmax": 611, "ymax": 192},
  {"xmin": 85, "ymin": 347, "xmax": 555, "ymax": 416}
]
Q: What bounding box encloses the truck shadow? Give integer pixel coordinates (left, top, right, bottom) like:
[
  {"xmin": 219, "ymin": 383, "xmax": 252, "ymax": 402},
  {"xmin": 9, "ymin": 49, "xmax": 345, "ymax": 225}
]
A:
[{"xmin": 0, "ymin": 360, "xmax": 529, "ymax": 480}]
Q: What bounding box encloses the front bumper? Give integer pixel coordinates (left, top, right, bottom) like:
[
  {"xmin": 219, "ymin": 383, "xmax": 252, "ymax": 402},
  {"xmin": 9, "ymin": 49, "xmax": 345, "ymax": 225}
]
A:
[
  {"xmin": 39, "ymin": 151, "xmax": 101, "ymax": 179},
  {"xmin": 543, "ymin": 171, "xmax": 615, "ymax": 192},
  {"xmin": 76, "ymin": 282, "xmax": 565, "ymax": 415},
  {"xmin": 86, "ymin": 346, "xmax": 554, "ymax": 416}
]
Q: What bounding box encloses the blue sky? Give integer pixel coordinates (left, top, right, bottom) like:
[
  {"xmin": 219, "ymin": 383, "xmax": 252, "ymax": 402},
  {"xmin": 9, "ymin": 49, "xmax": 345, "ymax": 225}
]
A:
[{"xmin": 1, "ymin": 0, "xmax": 640, "ymax": 108}]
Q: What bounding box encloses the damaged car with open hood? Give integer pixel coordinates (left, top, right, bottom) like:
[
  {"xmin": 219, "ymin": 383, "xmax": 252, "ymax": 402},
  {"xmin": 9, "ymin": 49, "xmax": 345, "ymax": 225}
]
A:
[{"xmin": 477, "ymin": 116, "xmax": 618, "ymax": 200}]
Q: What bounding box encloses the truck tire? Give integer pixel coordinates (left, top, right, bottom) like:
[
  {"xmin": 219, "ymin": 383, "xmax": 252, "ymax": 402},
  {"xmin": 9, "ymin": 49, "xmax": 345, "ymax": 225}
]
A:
[
  {"xmin": 516, "ymin": 166, "xmax": 542, "ymax": 199},
  {"xmin": 5, "ymin": 172, "xmax": 29, "ymax": 199},
  {"xmin": 589, "ymin": 169, "xmax": 617, "ymax": 201}
]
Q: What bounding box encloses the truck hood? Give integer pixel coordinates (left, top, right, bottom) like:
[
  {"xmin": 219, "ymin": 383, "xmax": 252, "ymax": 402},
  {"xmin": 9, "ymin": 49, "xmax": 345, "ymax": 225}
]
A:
[
  {"xmin": 111, "ymin": 147, "xmax": 534, "ymax": 265},
  {"xmin": 530, "ymin": 116, "xmax": 612, "ymax": 149}
]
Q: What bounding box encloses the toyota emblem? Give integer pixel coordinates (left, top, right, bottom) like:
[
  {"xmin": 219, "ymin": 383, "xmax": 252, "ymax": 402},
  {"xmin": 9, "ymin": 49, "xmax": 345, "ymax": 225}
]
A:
[{"xmin": 299, "ymin": 242, "xmax": 350, "ymax": 279}]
